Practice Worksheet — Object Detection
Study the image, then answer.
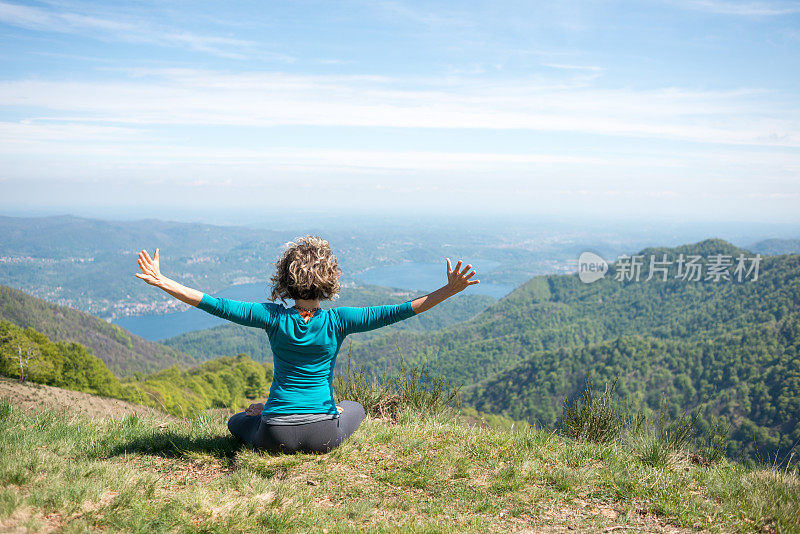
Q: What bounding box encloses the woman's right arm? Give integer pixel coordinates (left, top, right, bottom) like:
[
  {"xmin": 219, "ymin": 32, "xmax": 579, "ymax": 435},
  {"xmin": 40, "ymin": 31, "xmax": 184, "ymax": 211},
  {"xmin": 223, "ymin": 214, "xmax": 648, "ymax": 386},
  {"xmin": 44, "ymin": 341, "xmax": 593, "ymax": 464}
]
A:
[
  {"xmin": 135, "ymin": 248, "xmax": 204, "ymax": 306},
  {"xmin": 135, "ymin": 248, "xmax": 272, "ymax": 329}
]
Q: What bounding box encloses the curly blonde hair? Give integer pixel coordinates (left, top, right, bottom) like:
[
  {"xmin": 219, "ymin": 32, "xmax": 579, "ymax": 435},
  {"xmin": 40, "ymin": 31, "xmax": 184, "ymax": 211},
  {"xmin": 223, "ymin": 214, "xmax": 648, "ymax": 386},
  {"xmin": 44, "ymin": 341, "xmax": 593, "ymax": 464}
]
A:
[{"xmin": 270, "ymin": 235, "xmax": 341, "ymax": 303}]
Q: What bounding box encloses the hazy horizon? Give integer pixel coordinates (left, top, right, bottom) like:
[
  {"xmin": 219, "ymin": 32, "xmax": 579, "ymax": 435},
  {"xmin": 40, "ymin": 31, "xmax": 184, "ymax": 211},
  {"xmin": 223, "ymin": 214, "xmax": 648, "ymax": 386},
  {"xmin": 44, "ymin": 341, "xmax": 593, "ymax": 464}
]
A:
[{"xmin": 1, "ymin": 208, "xmax": 799, "ymax": 249}]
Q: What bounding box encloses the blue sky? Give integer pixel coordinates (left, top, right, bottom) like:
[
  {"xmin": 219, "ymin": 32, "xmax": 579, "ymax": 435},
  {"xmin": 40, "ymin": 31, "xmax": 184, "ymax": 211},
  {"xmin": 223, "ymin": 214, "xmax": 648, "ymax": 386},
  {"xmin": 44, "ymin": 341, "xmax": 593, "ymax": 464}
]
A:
[{"xmin": 0, "ymin": 0, "xmax": 799, "ymax": 222}]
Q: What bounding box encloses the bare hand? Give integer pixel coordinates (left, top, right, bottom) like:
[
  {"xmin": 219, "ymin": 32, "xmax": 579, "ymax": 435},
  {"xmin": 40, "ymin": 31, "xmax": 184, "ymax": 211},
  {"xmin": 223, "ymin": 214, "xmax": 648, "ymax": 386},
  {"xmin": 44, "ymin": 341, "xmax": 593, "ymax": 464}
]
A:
[
  {"xmin": 245, "ymin": 403, "xmax": 264, "ymax": 416},
  {"xmin": 135, "ymin": 248, "xmax": 164, "ymax": 287},
  {"xmin": 446, "ymin": 258, "xmax": 480, "ymax": 294}
]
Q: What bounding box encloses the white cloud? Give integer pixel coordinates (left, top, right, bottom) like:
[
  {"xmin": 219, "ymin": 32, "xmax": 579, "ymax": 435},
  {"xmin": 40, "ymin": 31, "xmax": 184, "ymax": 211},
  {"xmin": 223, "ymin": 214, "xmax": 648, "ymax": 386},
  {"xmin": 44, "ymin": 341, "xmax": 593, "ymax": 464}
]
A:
[
  {"xmin": 675, "ymin": 0, "xmax": 800, "ymax": 15},
  {"xmin": 0, "ymin": 69, "xmax": 796, "ymax": 147},
  {"xmin": 365, "ymin": 1, "xmax": 476, "ymax": 28},
  {"xmin": 541, "ymin": 63, "xmax": 604, "ymax": 72},
  {"xmin": 0, "ymin": 120, "xmax": 142, "ymax": 142},
  {"xmin": 0, "ymin": 1, "xmax": 275, "ymax": 59},
  {"xmin": 0, "ymin": 123, "xmax": 689, "ymax": 171},
  {"xmin": 2, "ymin": 117, "xmax": 799, "ymax": 200}
]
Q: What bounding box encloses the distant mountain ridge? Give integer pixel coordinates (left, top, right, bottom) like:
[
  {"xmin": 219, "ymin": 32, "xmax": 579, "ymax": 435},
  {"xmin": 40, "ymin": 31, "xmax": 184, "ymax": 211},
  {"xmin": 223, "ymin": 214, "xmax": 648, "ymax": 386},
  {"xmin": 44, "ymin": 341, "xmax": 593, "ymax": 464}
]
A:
[
  {"xmin": 0, "ymin": 284, "xmax": 196, "ymax": 376},
  {"xmin": 750, "ymin": 238, "xmax": 800, "ymax": 256},
  {"xmin": 0, "ymin": 214, "xmax": 283, "ymax": 257},
  {"xmin": 0, "ymin": 213, "xmax": 619, "ymax": 320}
]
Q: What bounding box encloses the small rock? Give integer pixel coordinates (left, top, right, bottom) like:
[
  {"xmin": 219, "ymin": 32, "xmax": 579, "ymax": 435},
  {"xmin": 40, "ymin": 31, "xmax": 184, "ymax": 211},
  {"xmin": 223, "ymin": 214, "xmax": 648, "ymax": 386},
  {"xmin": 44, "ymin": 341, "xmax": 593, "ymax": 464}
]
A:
[
  {"xmin": 600, "ymin": 508, "xmax": 618, "ymax": 519},
  {"xmin": 254, "ymin": 491, "xmax": 276, "ymax": 504}
]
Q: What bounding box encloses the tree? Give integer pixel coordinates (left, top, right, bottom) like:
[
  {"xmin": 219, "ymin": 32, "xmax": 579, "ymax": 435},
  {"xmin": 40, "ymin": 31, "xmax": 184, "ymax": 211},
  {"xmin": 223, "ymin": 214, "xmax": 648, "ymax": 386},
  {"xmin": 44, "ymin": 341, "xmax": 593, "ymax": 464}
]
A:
[{"xmin": 16, "ymin": 344, "xmax": 40, "ymax": 384}]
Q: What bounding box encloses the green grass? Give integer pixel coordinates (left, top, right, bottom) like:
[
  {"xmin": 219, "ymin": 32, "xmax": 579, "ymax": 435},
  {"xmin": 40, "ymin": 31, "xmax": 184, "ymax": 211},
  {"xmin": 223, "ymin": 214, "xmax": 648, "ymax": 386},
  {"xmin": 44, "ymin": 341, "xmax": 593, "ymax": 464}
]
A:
[{"xmin": 0, "ymin": 397, "xmax": 798, "ymax": 533}]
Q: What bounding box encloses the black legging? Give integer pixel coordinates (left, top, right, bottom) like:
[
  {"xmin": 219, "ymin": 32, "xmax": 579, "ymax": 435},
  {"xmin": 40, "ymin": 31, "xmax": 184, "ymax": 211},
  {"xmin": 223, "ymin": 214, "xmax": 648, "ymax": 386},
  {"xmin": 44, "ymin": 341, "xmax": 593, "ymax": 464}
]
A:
[{"xmin": 227, "ymin": 400, "xmax": 366, "ymax": 454}]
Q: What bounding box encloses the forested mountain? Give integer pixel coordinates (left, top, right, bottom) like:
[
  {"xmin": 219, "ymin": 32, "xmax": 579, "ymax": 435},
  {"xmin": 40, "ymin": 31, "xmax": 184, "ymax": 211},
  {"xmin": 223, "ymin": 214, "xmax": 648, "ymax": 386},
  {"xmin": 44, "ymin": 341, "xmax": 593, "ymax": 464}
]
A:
[
  {"xmin": 463, "ymin": 320, "xmax": 800, "ymax": 464},
  {"xmin": 0, "ymin": 284, "xmax": 195, "ymax": 375},
  {"xmin": 339, "ymin": 239, "xmax": 799, "ymax": 464},
  {"xmin": 163, "ymin": 284, "xmax": 495, "ymax": 362},
  {"xmin": 345, "ymin": 239, "xmax": 794, "ymax": 385}
]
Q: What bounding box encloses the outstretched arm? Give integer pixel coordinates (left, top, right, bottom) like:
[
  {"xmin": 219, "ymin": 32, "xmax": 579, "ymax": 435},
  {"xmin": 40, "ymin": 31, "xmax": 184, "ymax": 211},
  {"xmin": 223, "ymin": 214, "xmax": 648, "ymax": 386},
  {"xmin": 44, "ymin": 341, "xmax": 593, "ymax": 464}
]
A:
[
  {"xmin": 135, "ymin": 248, "xmax": 273, "ymax": 329},
  {"xmin": 135, "ymin": 248, "xmax": 203, "ymax": 306},
  {"xmin": 409, "ymin": 258, "xmax": 479, "ymax": 314}
]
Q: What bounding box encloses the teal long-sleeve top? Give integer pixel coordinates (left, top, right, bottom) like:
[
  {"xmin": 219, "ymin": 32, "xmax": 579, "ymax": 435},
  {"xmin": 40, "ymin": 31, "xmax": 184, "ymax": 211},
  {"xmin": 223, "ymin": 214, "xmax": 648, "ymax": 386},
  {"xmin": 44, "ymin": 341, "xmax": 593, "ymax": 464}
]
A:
[{"xmin": 196, "ymin": 294, "xmax": 417, "ymax": 416}]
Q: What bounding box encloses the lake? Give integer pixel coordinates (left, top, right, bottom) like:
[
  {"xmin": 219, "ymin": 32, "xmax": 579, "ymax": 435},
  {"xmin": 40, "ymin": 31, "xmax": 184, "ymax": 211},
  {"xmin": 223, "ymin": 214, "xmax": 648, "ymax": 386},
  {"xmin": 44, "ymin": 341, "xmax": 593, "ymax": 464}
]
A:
[{"xmin": 113, "ymin": 282, "xmax": 273, "ymax": 342}]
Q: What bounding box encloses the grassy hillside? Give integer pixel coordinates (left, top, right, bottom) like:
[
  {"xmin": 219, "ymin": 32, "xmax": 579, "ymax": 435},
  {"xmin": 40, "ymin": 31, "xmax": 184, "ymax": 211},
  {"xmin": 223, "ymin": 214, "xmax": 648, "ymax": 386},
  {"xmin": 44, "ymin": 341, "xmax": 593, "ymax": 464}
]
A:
[
  {"xmin": 0, "ymin": 377, "xmax": 169, "ymax": 420},
  {"xmin": 163, "ymin": 285, "xmax": 496, "ymax": 362},
  {"xmin": 0, "ymin": 398, "xmax": 798, "ymax": 532},
  {"xmin": 0, "ymin": 284, "xmax": 195, "ymax": 376}
]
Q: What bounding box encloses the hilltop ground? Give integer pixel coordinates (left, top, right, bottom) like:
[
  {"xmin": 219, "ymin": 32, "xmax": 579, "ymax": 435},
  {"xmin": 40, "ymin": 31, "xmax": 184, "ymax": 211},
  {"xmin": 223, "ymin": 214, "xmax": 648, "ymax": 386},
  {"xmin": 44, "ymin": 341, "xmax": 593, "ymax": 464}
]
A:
[
  {"xmin": 0, "ymin": 381, "xmax": 798, "ymax": 533},
  {"xmin": 0, "ymin": 377, "xmax": 171, "ymax": 420}
]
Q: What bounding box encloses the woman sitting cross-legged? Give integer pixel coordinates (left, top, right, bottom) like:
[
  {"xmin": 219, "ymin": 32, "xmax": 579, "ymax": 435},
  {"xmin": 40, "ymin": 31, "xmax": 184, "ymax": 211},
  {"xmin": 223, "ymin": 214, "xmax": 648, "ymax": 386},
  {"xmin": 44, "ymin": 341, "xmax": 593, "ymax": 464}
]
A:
[{"xmin": 135, "ymin": 235, "xmax": 479, "ymax": 454}]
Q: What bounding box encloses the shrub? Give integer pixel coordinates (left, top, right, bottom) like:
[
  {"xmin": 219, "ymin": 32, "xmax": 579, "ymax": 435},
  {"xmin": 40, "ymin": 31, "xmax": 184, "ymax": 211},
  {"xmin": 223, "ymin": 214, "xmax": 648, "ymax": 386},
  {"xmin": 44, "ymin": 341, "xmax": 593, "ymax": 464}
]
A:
[
  {"xmin": 333, "ymin": 345, "xmax": 461, "ymax": 420},
  {"xmin": 696, "ymin": 414, "xmax": 730, "ymax": 464},
  {"xmin": 333, "ymin": 353, "xmax": 395, "ymax": 418},
  {"xmin": 393, "ymin": 357, "xmax": 460, "ymax": 416},
  {"xmin": 2, "ymin": 320, "xmax": 274, "ymax": 419},
  {"xmin": 557, "ymin": 376, "xmax": 625, "ymax": 443},
  {"xmin": 125, "ymin": 354, "xmax": 272, "ymax": 417},
  {"xmin": 629, "ymin": 399, "xmax": 701, "ymax": 468}
]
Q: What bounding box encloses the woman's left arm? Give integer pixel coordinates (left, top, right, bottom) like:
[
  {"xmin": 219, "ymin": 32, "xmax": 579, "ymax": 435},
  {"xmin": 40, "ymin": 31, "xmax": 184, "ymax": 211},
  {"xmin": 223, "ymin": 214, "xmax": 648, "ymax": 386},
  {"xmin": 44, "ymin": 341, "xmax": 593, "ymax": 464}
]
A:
[
  {"xmin": 135, "ymin": 248, "xmax": 204, "ymax": 306},
  {"xmin": 409, "ymin": 258, "xmax": 479, "ymax": 314}
]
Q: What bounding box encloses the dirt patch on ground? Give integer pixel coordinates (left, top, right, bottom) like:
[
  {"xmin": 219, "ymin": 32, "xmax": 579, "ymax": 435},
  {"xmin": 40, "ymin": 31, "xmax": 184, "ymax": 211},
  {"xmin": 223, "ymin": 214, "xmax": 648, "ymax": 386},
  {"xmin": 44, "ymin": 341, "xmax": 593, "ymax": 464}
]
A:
[{"xmin": 0, "ymin": 377, "xmax": 171, "ymax": 419}]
